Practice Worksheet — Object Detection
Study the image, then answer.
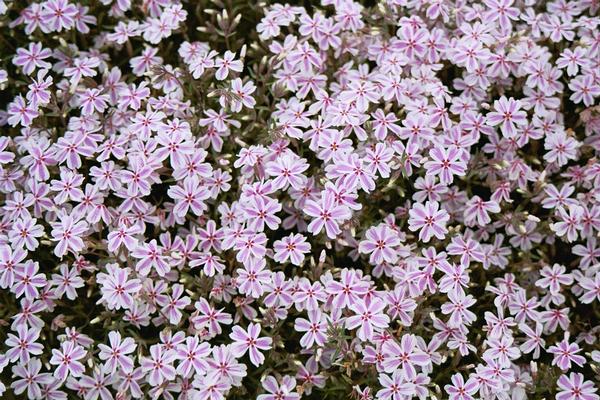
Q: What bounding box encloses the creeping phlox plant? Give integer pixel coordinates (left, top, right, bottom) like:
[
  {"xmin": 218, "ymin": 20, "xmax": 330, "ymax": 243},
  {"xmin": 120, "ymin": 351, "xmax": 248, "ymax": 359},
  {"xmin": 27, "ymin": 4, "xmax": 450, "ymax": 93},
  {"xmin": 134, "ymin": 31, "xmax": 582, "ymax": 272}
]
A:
[{"xmin": 0, "ymin": 0, "xmax": 599, "ymax": 398}]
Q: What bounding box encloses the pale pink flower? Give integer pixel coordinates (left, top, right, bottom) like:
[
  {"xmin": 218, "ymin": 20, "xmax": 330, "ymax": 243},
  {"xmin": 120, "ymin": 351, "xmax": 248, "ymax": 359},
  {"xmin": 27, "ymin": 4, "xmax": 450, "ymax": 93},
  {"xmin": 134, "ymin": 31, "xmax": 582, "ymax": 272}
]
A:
[
  {"xmin": 50, "ymin": 341, "xmax": 86, "ymax": 381},
  {"xmin": 229, "ymin": 323, "xmax": 272, "ymax": 367},
  {"xmin": 408, "ymin": 201, "xmax": 450, "ymax": 243},
  {"xmin": 273, "ymin": 233, "xmax": 311, "ymax": 265}
]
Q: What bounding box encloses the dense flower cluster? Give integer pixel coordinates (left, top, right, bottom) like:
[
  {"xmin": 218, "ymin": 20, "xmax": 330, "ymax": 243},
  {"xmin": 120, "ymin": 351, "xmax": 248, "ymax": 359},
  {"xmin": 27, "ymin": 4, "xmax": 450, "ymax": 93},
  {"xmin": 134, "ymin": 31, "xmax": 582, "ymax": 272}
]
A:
[{"xmin": 0, "ymin": 0, "xmax": 599, "ymax": 399}]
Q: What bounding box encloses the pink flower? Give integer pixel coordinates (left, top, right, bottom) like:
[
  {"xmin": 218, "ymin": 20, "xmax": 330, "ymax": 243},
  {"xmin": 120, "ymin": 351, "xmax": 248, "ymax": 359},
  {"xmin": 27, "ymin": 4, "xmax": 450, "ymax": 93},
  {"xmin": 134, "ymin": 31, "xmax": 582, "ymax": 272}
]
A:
[
  {"xmin": 192, "ymin": 298, "xmax": 233, "ymax": 336},
  {"xmin": 13, "ymin": 261, "xmax": 46, "ymax": 300},
  {"xmin": 304, "ymin": 191, "xmax": 352, "ymax": 239},
  {"xmin": 79, "ymin": 369, "xmax": 113, "ymax": 400},
  {"xmin": 229, "ymin": 323, "xmax": 272, "ymax": 367},
  {"xmin": 175, "ymin": 336, "xmax": 211, "ymax": 377},
  {"xmin": 226, "ymin": 78, "xmax": 257, "ymax": 112},
  {"xmin": 97, "ymin": 264, "xmax": 142, "ymax": 310},
  {"xmin": 294, "ymin": 309, "xmax": 329, "ymax": 348},
  {"xmin": 359, "ymin": 225, "xmax": 401, "ymax": 265},
  {"xmin": 107, "ymin": 222, "xmax": 143, "ymax": 253},
  {"xmin": 236, "ymin": 257, "xmax": 271, "ymax": 299},
  {"xmin": 10, "ymin": 359, "xmax": 53, "ymax": 399},
  {"xmin": 444, "ymin": 373, "xmax": 479, "ymax": 400},
  {"xmin": 482, "ymin": 0, "xmax": 519, "ymax": 33},
  {"xmin": 265, "ymin": 153, "xmax": 309, "ymax": 190},
  {"xmin": 376, "ymin": 370, "xmax": 415, "ymax": 400},
  {"xmin": 98, "ymin": 331, "xmax": 136, "ymax": 374},
  {"xmin": 548, "ymin": 334, "xmax": 586, "ymax": 371},
  {"xmin": 50, "ymin": 213, "xmax": 89, "ymax": 258},
  {"xmin": 244, "ymin": 196, "xmax": 282, "ymax": 232},
  {"xmin": 544, "ymin": 131, "xmax": 580, "ymax": 166},
  {"xmin": 273, "ymin": 233, "xmax": 311, "ymax": 265},
  {"xmin": 551, "ymin": 205, "xmax": 583, "ymax": 242},
  {"xmin": 167, "ymin": 176, "xmax": 210, "ymax": 218},
  {"xmin": 519, "ymin": 323, "xmax": 545, "ymax": 359},
  {"xmin": 79, "ymin": 88, "xmax": 108, "ymax": 115},
  {"xmin": 438, "ymin": 262, "xmax": 470, "ymax": 296},
  {"xmin": 346, "ymin": 297, "xmax": 390, "ymax": 341},
  {"xmin": 194, "ymin": 373, "xmax": 231, "ymax": 400},
  {"xmin": 463, "ymin": 196, "xmax": 500, "ymax": 227},
  {"xmin": 326, "ymin": 153, "xmax": 376, "ymax": 193},
  {"xmin": 578, "ymin": 273, "xmax": 600, "ymax": 304},
  {"xmin": 157, "ymin": 283, "xmax": 191, "ymax": 325},
  {"xmin": 0, "ymin": 245, "xmax": 26, "ymax": 289},
  {"xmin": 5, "ymin": 325, "xmax": 43, "ymax": 363},
  {"xmin": 535, "ymin": 263, "xmax": 573, "ymax": 294},
  {"xmin": 140, "ymin": 344, "xmax": 177, "ymax": 386},
  {"xmin": 556, "ymin": 373, "xmax": 599, "ymax": 400},
  {"xmin": 234, "ymin": 232, "xmax": 268, "ymax": 265},
  {"xmin": 50, "ymin": 264, "xmax": 84, "ymax": 300},
  {"xmin": 9, "ymin": 218, "xmax": 44, "ymax": 251},
  {"xmin": 215, "ymin": 51, "xmax": 243, "ymax": 81},
  {"xmin": 7, "ymin": 95, "xmax": 38, "ymax": 127},
  {"xmin": 424, "ymin": 146, "xmax": 467, "ymax": 184},
  {"xmin": 441, "ymin": 290, "xmax": 477, "ymax": 326},
  {"xmin": 50, "ymin": 340, "xmax": 86, "ymax": 381},
  {"xmin": 12, "ymin": 42, "xmax": 52, "ymax": 75},
  {"xmin": 257, "ymin": 376, "xmax": 300, "ymax": 400},
  {"xmin": 382, "ymin": 334, "xmax": 430, "ymax": 379},
  {"xmin": 131, "ymin": 239, "xmax": 171, "ymax": 277},
  {"xmin": 569, "ymin": 75, "xmax": 600, "ymax": 107},
  {"xmin": 206, "ymin": 344, "xmax": 247, "ymax": 386},
  {"xmin": 42, "ymin": 0, "xmax": 77, "ymax": 31},
  {"xmin": 408, "ymin": 201, "xmax": 450, "ymax": 243},
  {"xmin": 325, "ymin": 268, "xmax": 370, "ymax": 309},
  {"xmin": 482, "ymin": 335, "xmax": 520, "ymax": 367}
]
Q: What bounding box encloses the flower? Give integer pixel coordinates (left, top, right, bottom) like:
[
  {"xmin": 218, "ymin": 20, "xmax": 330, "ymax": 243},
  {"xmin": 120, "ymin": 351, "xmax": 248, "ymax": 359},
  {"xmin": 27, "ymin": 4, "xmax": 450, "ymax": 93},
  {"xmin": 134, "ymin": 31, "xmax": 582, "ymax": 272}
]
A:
[
  {"xmin": 13, "ymin": 261, "xmax": 46, "ymax": 300},
  {"xmin": 175, "ymin": 335, "xmax": 211, "ymax": 377},
  {"xmin": 257, "ymin": 375, "xmax": 300, "ymax": 400},
  {"xmin": 215, "ymin": 51, "xmax": 243, "ymax": 81},
  {"xmin": 382, "ymin": 334, "xmax": 430, "ymax": 379},
  {"xmin": 192, "ymin": 298, "xmax": 233, "ymax": 336},
  {"xmin": 273, "ymin": 233, "xmax": 311, "ymax": 265},
  {"xmin": 444, "ymin": 373, "xmax": 479, "ymax": 400},
  {"xmin": 294, "ymin": 309, "xmax": 329, "ymax": 348},
  {"xmin": 49, "ymin": 341, "xmax": 86, "ymax": 381},
  {"xmin": 131, "ymin": 239, "xmax": 171, "ymax": 277},
  {"xmin": 556, "ymin": 373, "xmax": 599, "ymax": 400},
  {"xmin": 158, "ymin": 283, "xmax": 191, "ymax": 325},
  {"xmin": 206, "ymin": 345, "xmax": 247, "ymax": 387},
  {"xmin": 236, "ymin": 257, "xmax": 271, "ymax": 299},
  {"xmin": 50, "ymin": 264, "xmax": 84, "ymax": 300},
  {"xmin": 140, "ymin": 344, "xmax": 177, "ymax": 386},
  {"xmin": 304, "ymin": 190, "xmax": 352, "ymax": 239},
  {"xmin": 265, "ymin": 153, "xmax": 309, "ymax": 190},
  {"xmin": 98, "ymin": 331, "xmax": 137, "ymax": 374},
  {"xmin": 535, "ymin": 264, "xmax": 573, "ymax": 294},
  {"xmin": 486, "ymin": 96, "xmax": 527, "ymax": 138},
  {"xmin": 5, "ymin": 325, "xmax": 44, "ymax": 363},
  {"xmin": 424, "ymin": 146, "xmax": 467, "ymax": 184},
  {"xmin": 346, "ymin": 297, "xmax": 390, "ymax": 341},
  {"xmin": 0, "ymin": 0, "xmax": 599, "ymax": 398},
  {"xmin": 96, "ymin": 264, "xmax": 142, "ymax": 310},
  {"xmin": 408, "ymin": 201, "xmax": 450, "ymax": 243},
  {"xmin": 11, "ymin": 359, "xmax": 53, "ymax": 399},
  {"xmin": 548, "ymin": 334, "xmax": 586, "ymax": 371},
  {"xmin": 167, "ymin": 176, "xmax": 210, "ymax": 218},
  {"xmin": 50, "ymin": 213, "xmax": 89, "ymax": 258},
  {"xmin": 358, "ymin": 225, "xmax": 401, "ymax": 265},
  {"xmin": 325, "ymin": 268, "xmax": 370, "ymax": 309},
  {"xmin": 482, "ymin": 335, "xmax": 520, "ymax": 367},
  {"xmin": 229, "ymin": 323, "xmax": 272, "ymax": 367}
]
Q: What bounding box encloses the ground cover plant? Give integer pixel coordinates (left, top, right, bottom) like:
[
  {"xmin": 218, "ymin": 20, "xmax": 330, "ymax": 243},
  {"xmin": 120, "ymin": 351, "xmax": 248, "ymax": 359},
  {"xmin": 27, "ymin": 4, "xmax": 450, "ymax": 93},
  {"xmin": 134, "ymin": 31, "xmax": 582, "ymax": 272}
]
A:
[{"xmin": 0, "ymin": 0, "xmax": 599, "ymax": 399}]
